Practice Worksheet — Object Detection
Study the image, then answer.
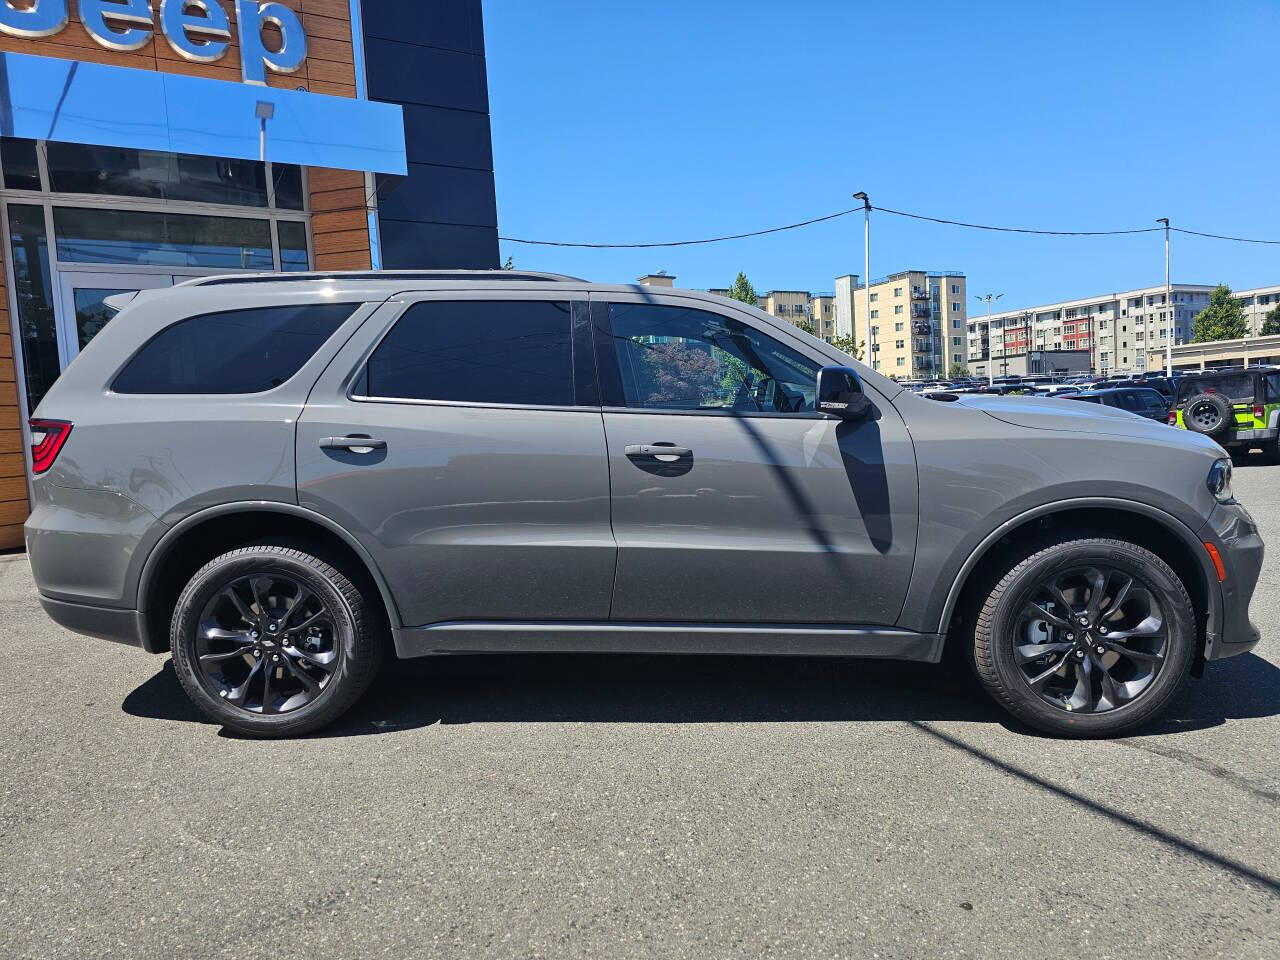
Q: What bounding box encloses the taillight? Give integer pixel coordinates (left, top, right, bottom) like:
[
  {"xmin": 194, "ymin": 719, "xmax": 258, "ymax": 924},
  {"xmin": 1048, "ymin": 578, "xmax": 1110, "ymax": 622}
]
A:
[
  {"xmin": 29, "ymin": 419, "xmax": 72, "ymax": 474},
  {"xmin": 1167, "ymin": 409, "xmax": 1177, "ymax": 425},
  {"xmin": 1253, "ymin": 404, "xmax": 1265, "ymax": 420}
]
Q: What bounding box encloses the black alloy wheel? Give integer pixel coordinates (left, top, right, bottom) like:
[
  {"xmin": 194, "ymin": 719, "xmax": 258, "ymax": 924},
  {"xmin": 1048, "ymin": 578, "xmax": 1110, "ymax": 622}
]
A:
[
  {"xmin": 1012, "ymin": 565, "xmax": 1166, "ymax": 714},
  {"xmin": 171, "ymin": 545, "xmax": 382, "ymax": 737},
  {"xmin": 973, "ymin": 538, "xmax": 1195, "ymax": 737},
  {"xmin": 194, "ymin": 573, "xmax": 339, "ymax": 715}
]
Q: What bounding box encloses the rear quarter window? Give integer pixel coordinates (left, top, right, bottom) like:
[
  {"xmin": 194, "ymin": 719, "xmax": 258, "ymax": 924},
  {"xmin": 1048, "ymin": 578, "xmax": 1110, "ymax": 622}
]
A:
[{"xmin": 112, "ymin": 303, "xmax": 357, "ymax": 394}]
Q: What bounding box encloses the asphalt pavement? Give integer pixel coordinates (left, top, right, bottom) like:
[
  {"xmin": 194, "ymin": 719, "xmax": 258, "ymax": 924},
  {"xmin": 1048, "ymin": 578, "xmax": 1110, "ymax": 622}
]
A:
[{"xmin": 1, "ymin": 467, "xmax": 1278, "ymax": 959}]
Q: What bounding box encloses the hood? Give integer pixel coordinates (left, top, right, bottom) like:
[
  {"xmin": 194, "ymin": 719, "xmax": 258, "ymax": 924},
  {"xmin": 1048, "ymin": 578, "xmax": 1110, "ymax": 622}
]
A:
[{"xmin": 954, "ymin": 394, "xmax": 1223, "ymax": 450}]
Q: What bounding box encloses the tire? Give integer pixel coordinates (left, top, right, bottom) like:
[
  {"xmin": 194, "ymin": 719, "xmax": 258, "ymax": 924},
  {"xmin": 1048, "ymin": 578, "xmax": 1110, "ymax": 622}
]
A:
[
  {"xmin": 973, "ymin": 537, "xmax": 1195, "ymax": 738},
  {"xmin": 1183, "ymin": 392, "xmax": 1233, "ymax": 437},
  {"xmin": 1261, "ymin": 437, "xmax": 1280, "ymax": 464},
  {"xmin": 170, "ymin": 545, "xmax": 383, "ymax": 737}
]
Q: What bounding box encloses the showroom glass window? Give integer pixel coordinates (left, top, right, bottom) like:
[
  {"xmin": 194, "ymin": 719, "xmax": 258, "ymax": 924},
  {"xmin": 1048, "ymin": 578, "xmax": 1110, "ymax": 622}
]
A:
[{"xmin": 605, "ymin": 303, "xmax": 819, "ymax": 413}]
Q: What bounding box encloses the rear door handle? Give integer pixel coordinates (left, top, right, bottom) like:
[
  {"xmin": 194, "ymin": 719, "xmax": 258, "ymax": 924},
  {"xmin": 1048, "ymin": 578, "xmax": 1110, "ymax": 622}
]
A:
[
  {"xmin": 624, "ymin": 443, "xmax": 692, "ymax": 458},
  {"xmin": 320, "ymin": 436, "xmax": 386, "ymax": 453}
]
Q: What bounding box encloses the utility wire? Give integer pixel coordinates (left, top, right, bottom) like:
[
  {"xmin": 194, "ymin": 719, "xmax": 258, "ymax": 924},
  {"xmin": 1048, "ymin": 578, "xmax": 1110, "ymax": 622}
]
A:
[
  {"xmin": 872, "ymin": 205, "xmax": 1160, "ymax": 236},
  {"xmin": 1171, "ymin": 227, "xmax": 1280, "ymax": 246},
  {"xmin": 496, "ymin": 203, "xmax": 1280, "ymax": 249},
  {"xmin": 497, "ymin": 207, "xmax": 861, "ymax": 248}
]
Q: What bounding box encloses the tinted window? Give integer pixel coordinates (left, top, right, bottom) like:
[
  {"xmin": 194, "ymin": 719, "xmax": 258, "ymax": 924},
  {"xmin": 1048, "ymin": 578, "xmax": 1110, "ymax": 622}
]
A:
[
  {"xmin": 54, "ymin": 207, "xmax": 273, "ymax": 269},
  {"xmin": 271, "ymin": 164, "xmax": 306, "ymax": 211},
  {"xmin": 1, "ymin": 137, "xmax": 41, "ymax": 190},
  {"xmin": 1114, "ymin": 391, "xmax": 1143, "ymax": 411},
  {"xmin": 1140, "ymin": 391, "xmax": 1166, "ymax": 412},
  {"xmin": 7, "ymin": 204, "xmax": 59, "ymax": 412},
  {"xmin": 606, "ymin": 303, "xmax": 820, "ymax": 413},
  {"xmin": 278, "ymin": 221, "xmax": 309, "ymax": 271},
  {"xmin": 46, "ymin": 142, "xmax": 270, "ymax": 207},
  {"xmin": 366, "ymin": 301, "xmax": 575, "ymax": 406},
  {"xmin": 1267, "ymin": 373, "xmax": 1280, "ymax": 402},
  {"xmin": 1177, "ymin": 373, "xmax": 1255, "ymax": 403},
  {"xmin": 1069, "ymin": 395, "xmax": 1102, "ymax": 404},
  {"xmin": 113, "ymin": 303, "xmax": 356, "ymax": 394}
]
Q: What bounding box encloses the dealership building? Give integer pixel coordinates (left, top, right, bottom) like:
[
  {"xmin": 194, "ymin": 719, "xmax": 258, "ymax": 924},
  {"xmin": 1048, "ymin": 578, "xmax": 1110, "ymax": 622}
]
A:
[{"xmin": 0, "ymin": 1, "xmax": 500, "ymax": 548}]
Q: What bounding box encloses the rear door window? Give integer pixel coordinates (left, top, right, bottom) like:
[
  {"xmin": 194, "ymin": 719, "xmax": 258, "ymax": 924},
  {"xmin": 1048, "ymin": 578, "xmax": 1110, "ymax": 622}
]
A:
[
  {"xmin": 364, "ymin": 300, "xmax": 576, "ymax": 406},
  {"xmin": 113, "ymin": 302, "xmax": 357, "ymax": 394},
  {"xmin": 1140, "ymin": 391, "xmax": 1166, "ymax": 413}
]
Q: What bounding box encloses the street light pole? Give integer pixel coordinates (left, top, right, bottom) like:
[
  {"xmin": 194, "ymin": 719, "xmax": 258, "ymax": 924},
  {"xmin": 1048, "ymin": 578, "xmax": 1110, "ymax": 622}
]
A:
[
  {"xmin": 854, "ymin": 192, "xmax": 872, "ymax": 369},
  {"xmin": 975, "ymin": 293, "xmax": 1003, "ymax": 385},
  {"xmin": 1157, "ymin": 217, "xmax": 1172, "ymax": 376}
]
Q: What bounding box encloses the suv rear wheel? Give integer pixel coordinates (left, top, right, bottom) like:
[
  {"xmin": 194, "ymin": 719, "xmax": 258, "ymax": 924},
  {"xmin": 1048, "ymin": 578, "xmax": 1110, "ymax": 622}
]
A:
[
  {"xmin": 170, "ymin": 545, "xmax": 382, "ymax": 737},
  {"xmin": 973, "ymin": 538, "xmax": 1194, "ymax": 737}
]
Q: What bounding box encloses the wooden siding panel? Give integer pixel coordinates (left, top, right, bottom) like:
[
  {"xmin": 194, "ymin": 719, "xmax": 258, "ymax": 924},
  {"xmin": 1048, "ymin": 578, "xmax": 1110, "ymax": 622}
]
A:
[
  {"xmin": 309, "ymin": 186, "xmax": 367, "ymax": 214},
  {"xmin": 0, "ymin": 252, "xmax": 23, "ymax": 536},
  {"xmin": 0, "ymin": 453, "xmax": 26, "ymax": 478},
  {"xmin": 313, "ymin": 228, "xmax": 372, "ymax": 257},
  {"xmin": 0, "ymin": 523, "xmax": 24, "ymax": 551},
  {"xmin": 313, "ymin": 249, "xmax": 372, "ymax": 272}
]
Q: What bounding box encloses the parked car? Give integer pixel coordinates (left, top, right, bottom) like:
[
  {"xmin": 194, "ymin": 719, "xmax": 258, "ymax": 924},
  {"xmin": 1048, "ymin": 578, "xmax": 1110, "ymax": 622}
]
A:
[
  {"xmin": 1066, "ymin": 387, "xmax": 1170, "ymax": 421},
  {"xmin": 1170, "ymin": 367, "xmax": 1280, "ymax": 460},
  {"xmin": 25, "ymin": 271, "xmax": 1262, "ymax": 739}
]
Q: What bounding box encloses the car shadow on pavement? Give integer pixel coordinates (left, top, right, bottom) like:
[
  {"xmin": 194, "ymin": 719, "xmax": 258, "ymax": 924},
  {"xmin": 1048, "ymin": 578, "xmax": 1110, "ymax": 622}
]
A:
[{"xmin": 121, "ymin": 649, "xmax": 1280, "ymax": 740}]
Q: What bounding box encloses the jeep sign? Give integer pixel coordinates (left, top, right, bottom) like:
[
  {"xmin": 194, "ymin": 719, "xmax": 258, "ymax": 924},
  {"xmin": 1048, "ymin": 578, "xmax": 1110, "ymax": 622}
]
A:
[{"xmin": 0, "ymin": 0, "xmax": 307, "ymax": 85}]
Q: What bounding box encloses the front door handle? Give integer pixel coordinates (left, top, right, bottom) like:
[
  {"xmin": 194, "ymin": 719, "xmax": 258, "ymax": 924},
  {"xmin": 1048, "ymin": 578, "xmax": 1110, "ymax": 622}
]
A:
[
  {"xmin": 625, "ymin": 443, "xmax": 692, "ymax": 458},
  {"xmin": 320, "ymin": 436, "xmax": 386, "ymax": 453}
]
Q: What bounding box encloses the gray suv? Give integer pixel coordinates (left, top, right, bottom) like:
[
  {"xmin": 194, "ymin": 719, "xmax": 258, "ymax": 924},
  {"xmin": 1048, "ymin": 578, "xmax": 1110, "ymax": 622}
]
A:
[{"xmin": 25, "ymin": 272, "xmax": 1263, "ymax": 738}]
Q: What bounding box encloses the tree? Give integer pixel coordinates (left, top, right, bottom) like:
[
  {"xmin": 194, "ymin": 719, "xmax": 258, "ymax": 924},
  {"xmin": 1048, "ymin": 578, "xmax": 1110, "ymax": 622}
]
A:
[
  {"xmin": 729, "ymin": 271, "xmax": 758, "ymax": 306},
  {"xmin": 1261, "ymin": 305, "xmax": 1280, "ymax": 336},
  {"xmin": 793, "ymin": 318, "xmax": 816, "ymax": 336},
  {"xmin": 502, "ymin": 255, "xmax": 514, "ymax": 270},
  {"xmin": 1191, "ymin": 284, "xmax": 1249, "ymax": 343},
  {"xmin": 830, "ymin": 334, "xmax": 865, "ymax": 361},
  {"xmin": 949, "ymin": 361, "xmax": 971, "ymax": 379},
  {"xmin": 637, "ymin": 341, "xmax": 724, "ymax": 407}
]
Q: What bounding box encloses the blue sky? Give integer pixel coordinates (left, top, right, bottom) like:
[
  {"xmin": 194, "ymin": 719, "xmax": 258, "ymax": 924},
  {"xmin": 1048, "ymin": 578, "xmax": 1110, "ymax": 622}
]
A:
[{"xmin": 484, "ymin": 1, "xmax": 1279, "ymax": 309}]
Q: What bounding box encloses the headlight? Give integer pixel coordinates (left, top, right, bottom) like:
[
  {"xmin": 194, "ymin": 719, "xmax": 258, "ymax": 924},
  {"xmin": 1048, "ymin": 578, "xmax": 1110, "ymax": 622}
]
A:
[{"xmin": 1207, "ymin": 458, "xmax": 1235, "ymax": 503}]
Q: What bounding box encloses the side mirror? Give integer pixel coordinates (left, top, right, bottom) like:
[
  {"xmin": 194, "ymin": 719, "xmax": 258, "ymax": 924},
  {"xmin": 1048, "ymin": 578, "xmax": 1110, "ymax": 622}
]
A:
[{"xmin": 816, "ymin": 365, "xmax": 871, "ymax": 420}]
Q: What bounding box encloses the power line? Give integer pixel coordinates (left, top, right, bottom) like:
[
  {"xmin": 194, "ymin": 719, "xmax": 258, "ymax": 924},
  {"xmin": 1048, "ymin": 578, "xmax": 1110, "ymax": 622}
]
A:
[
  {"xmin": 1171, "ymin": 227, "xmax": 1280, "ymax": 246},
  {"xmin": 496, "ymin": 203, "xmax": 1280, "ymax": 250},
  {"xmin": 498, "ymin": 207, "xmax": 861, "ymax": 248},
  {"xmin": 872, "ymin": 205, "xmax": 1161, "ymax": 237}
]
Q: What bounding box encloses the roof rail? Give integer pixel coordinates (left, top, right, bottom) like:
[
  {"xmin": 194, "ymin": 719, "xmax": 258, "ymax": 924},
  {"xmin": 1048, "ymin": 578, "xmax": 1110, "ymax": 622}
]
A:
[{"xmin": 181, "ymin": 269, "xmax": 586, "ymax": 287}]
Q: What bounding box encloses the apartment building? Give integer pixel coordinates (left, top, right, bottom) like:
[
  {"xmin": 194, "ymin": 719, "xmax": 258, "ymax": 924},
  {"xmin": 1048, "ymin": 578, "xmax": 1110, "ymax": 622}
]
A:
[
  {"xmin": 966, "ymin": 284, "xmax": 1216, "ymax": 376},
  {"xmin": 758, "ymin": 290, "xmax": 812, "ymax": 326},
  {"xmin": 811, "ymin": 294, "xmax": 837, "ymax": 340},
  {"xmin": 836, "ymin": 271, "xmax": 968, "ymax": 378},
  {"xmin": 702, "ymin": 286, "xmax": 840, "ymax": 341},
  {"xmin": 1236, "ymin": 284, "xmax": 1280, "ymax": 334}
]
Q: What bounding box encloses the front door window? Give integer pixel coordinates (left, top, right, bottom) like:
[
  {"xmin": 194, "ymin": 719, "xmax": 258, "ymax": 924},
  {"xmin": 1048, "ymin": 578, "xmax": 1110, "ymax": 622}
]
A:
[{"xmin": 604, "ymin": 302, "xmax": 820, "ymax": 413}]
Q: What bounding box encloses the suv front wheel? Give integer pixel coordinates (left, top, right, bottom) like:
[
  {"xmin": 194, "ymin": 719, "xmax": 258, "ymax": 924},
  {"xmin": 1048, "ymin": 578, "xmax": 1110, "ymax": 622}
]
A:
[
  {"xmin": 973, "ymin": 538, "xmax": 1195, "ymax": 737},
  {"xmin": 170, "ymin": 545, "xmax": 383, "ymax": 737}
]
